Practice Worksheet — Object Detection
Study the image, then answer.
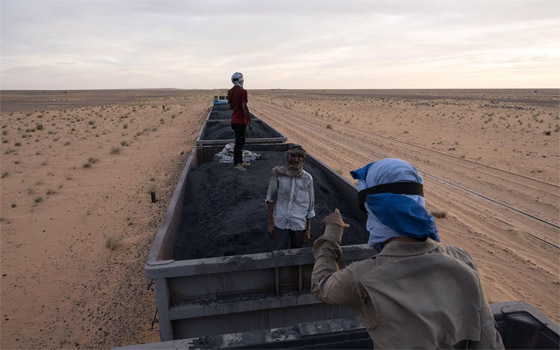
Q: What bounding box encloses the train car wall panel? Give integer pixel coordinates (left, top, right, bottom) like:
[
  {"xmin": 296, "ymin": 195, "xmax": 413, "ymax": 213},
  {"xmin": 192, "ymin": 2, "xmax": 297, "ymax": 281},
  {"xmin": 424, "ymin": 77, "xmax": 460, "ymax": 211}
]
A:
[{"xmin": 145, "ymin": 141, "xmax": 371, "ymax": 341}]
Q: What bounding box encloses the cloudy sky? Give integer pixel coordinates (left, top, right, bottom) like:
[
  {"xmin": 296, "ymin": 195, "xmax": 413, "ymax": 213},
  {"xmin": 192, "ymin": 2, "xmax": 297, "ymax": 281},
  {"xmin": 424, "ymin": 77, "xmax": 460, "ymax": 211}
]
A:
[{"xmin": 1, "ymin": 0, "xmax": 558, "ymax": 90}]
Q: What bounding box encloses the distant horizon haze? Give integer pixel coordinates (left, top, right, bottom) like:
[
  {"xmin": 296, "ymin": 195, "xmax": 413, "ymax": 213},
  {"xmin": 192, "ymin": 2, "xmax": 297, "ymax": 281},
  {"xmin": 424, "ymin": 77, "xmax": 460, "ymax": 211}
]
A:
[
  {"xmin": 1, "ymin": 87, "xmax": 558, "ymax": 92},
  {"xmin": 1, "ymin": 0, "xmax": 558, "ymax": 90}
]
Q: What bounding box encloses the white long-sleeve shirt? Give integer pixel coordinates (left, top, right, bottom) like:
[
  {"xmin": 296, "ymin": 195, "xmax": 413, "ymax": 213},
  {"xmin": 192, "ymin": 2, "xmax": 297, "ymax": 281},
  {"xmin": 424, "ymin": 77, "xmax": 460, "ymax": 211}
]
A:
[{"xmin": 265, "ymin": 170, "xmax": 315, "ymax": 231}]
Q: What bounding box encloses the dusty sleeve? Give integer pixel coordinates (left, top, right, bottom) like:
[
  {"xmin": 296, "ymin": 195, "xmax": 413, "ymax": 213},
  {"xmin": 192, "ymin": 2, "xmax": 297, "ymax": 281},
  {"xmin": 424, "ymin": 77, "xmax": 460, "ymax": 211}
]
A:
[
  {"xmin": 265, "ymin": 176, "xmax": 278, "ymax": 203},
  {"xmin": 451, "ymin": 245, "xmax": 503, "ymax": 349},
  {"xmin": 306, "ymin": 177, "xmax": 316, "ymax": 219},
  {"xmin": 311, "ymin": 236, "xmax": 357, "ymax": 306},
  {"xmin": 469, "ymin": 285, "xmax": 505, "ymax": 349}
]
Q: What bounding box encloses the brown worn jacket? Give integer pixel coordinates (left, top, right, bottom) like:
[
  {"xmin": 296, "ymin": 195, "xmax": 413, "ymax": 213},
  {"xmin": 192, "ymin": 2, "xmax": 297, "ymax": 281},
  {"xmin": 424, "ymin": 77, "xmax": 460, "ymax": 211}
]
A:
[{"xmin": 312, "ymin": 236, "xmax": 504, "ymax": 349}]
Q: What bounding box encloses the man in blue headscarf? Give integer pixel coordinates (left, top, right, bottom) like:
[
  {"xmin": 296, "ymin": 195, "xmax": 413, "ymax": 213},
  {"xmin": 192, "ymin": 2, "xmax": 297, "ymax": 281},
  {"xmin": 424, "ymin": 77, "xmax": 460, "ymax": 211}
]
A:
[{"xmin": 311, "ymin": 158, "xmax": 503, "ymax": 349}]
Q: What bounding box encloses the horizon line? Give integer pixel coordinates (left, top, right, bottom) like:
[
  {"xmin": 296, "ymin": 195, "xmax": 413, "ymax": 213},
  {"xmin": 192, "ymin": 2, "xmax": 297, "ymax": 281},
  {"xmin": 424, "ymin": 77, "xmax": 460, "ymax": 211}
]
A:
[{"xmin": 1, "ymin": 87, "xmax": 558, "ymax": 91}]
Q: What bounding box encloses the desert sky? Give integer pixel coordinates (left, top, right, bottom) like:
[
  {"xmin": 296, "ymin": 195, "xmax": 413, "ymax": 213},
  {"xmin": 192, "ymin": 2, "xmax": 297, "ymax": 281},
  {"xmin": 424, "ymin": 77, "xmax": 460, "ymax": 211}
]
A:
[{"xmin": 1, "ymin": 0, "xmax": 559, "ymax": 90}]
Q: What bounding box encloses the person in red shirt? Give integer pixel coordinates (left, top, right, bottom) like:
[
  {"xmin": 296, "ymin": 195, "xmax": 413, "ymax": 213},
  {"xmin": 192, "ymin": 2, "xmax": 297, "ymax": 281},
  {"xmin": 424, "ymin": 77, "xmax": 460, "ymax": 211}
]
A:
[{"xmin": 228, "ymin": 72, "xmax": 253, "ymax": 171}]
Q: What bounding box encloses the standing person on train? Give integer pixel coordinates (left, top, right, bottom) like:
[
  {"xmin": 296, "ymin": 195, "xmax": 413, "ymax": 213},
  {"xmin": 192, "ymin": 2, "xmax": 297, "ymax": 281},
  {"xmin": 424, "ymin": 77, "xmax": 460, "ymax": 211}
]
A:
[
  {"xmin": 228, "ymin": 72, "xmax": 253, "ymax": 171},
  {"xmin": 311, "ymin": 158, "xmax": 504, "ymax": 349},
  {"xmin": 266, "ymin": 144, "xmax": 316, "ymax": 249}
]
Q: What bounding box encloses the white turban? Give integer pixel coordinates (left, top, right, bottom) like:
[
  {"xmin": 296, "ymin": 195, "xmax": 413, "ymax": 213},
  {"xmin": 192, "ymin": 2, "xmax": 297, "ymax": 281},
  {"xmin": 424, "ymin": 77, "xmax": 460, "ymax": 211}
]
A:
[{"xmin": 231, "ymin": 72, "xmax": 244, "ymax": 87}]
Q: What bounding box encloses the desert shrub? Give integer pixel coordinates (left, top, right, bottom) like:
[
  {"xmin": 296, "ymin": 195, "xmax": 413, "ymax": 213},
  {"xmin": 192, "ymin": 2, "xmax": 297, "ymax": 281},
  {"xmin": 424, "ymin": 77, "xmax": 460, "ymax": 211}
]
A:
[
  {"xmin": 34, "ymin": 196, "xmax": 43, "ymax": 203},
  {"xmin": 111, "ymin": 146, "xmax": 121, "ymax": 154},
  {"xmin": 36, "ymin": 124, "xmax": 43, "ymax": 130},
  {"xmin": 1, "ymin": 171, "xmax": 9, "ymax": 178},
  {"xmin": 431, "ymin": 210, "xmax": 447, "ymax": 218}
]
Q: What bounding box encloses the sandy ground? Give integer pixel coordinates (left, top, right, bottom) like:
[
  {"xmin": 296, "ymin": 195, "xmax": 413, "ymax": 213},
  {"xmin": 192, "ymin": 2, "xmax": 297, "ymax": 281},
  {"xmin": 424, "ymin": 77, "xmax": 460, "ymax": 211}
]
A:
[
  {"xmin": 1, "ymin": 90, "xmax": 212, "ymax": 349},
  {"xmin": 1, "ymin": 88, "xmax": 558, "ymax": 349}
]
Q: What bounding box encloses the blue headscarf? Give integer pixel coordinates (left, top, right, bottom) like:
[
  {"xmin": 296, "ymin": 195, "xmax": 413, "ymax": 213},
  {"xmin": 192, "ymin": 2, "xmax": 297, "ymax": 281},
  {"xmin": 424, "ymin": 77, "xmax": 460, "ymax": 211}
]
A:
[{"xmin": 350, "ymin": 159, "xmax": 439, "ymax": 251}]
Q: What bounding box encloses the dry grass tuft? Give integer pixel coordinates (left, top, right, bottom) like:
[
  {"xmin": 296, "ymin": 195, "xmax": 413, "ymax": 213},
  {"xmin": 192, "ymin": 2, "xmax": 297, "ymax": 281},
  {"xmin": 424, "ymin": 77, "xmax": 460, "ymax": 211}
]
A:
[{"xmin": 105, "ymin": 236, "xmax": 122, "ymax": 250}]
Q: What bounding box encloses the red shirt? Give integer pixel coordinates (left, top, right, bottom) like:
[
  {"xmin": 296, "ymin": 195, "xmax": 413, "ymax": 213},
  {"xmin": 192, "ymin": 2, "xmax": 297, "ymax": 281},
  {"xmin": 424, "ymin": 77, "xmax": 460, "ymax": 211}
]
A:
[{"xmin": 228, "ymin": 85, "xmax": 248, "ymax": 124}]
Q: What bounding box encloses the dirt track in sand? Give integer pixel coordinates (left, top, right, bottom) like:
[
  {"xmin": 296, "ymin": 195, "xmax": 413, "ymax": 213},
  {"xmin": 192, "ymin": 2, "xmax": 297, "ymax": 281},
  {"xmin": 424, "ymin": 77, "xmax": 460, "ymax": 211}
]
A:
[
  {"xmin": 250, "ymin": 89, "xmax": 559, "ymax": 324},
  {"xmin": 0, "ymin": 89, "xmax": 558, "ymax": 350}
]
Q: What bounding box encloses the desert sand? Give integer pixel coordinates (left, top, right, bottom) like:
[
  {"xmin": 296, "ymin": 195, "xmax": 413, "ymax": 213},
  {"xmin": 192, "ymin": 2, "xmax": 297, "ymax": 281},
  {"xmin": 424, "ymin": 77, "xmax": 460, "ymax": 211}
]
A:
[
  {"xmin": 1, "ymin": 90, "xmax": 212, "ymax": 349},
  {"xmin": 1, "ymin": 88, "xmax": 558, "ymax": 349}
]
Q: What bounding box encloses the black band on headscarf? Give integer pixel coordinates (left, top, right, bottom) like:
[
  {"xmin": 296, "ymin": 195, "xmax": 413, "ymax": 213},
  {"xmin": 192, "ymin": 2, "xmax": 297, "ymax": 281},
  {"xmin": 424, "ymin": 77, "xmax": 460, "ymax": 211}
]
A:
[{"xmin": 358, "ymin": 182, "xmax": 424, "ymax": 212}]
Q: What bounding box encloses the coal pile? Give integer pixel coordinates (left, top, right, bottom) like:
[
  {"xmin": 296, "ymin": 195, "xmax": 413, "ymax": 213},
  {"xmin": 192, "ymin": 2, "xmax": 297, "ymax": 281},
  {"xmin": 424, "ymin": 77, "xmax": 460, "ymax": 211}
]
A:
[
  {"xmin": 208, "ymin": 109, "xmax": 258, "ymax": 121},
  {"xmin": 213, "ymin": 104, "xmax": 230, "ymax": 111},
  {"xmin": 174, "ymin": 150, "xmax": 369, "ymax": 260},
  {"xmin": 208, "ymin": 109, "xmax": 231, "ymax": 120},
  {"xmin": 202, "ymin": 120, "xmax": 281, "ymax": 140}
]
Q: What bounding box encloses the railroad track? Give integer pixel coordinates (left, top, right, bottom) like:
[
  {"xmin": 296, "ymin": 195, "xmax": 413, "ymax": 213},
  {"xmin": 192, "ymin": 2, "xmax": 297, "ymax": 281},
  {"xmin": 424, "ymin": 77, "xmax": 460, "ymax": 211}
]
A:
[
  {"xmin": 253, "ymin": 100, "xmax": 558, "ymax": 197},
  {"xmin": 252, "ymin": 100, "xmax": 560, "ymax": 250}
]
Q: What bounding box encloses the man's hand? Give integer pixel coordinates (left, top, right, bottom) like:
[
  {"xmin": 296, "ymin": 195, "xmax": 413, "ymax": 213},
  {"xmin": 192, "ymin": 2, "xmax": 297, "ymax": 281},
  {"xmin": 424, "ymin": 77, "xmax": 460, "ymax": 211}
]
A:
[
  {"xmin": 303, "ymin": 226, "xmax": 311, "ymax": 243},
  {"xmin": 268, "ymin": 222, "xmax": 275, "ymax": 239},
  {"xmin": 248, "ymin": 122, "xmax": 253, "ymax": 130},
  {"xmin": 321, "ymin": 209, "xmax": 349, "ymax": 243}
]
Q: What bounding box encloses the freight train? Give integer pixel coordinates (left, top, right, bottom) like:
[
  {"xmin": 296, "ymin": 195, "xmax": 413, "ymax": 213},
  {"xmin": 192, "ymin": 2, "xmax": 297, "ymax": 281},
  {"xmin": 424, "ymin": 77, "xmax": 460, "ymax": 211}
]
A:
[{"xmin": 120, "ymin": 102, "xmax": 559, "ymax": 349}]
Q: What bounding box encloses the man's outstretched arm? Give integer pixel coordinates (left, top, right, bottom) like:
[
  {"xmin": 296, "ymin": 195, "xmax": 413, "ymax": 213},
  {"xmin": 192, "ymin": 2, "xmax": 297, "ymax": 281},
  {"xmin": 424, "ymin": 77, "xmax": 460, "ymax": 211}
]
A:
[{"xmin": 311, "ymin": 210, "xmax": 355, "ymax": 305}]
